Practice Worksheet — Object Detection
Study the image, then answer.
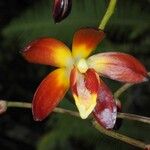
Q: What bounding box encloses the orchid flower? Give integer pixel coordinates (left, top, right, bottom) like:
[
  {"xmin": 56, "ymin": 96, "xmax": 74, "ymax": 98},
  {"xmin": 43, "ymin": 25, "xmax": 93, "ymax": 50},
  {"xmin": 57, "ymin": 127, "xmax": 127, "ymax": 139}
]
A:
[{"xmin": 22, "ymin": 28, "xmax": 148, "ymax": 129}]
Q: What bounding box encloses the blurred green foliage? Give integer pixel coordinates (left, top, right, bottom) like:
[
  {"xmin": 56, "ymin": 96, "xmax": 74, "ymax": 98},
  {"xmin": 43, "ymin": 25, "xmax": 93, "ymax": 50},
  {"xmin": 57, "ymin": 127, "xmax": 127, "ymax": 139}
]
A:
[
  {"xmin": 0, "ymin": 0, "xmax": 150, "ymax": 150},
  {"xmin": 2, "ymin": 0, "xmax": 150, "ymax": 51}
]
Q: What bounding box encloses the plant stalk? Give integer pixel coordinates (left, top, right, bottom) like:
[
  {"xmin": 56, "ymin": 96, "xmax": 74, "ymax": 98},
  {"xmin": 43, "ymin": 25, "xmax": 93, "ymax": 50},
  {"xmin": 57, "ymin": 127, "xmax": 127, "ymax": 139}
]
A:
[
  {"xmin": 99, "ymin": 0, "xmax": 117, "ymax": 30},
  {"xmin": 93, "ymin": 121, "xmax": 148, "ymax": 150}
]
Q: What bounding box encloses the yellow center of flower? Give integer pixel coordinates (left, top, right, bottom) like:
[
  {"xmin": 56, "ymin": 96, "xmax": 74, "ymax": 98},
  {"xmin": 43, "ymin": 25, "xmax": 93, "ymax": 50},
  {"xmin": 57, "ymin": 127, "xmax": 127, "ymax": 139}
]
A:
[{"xmin": 76, "ymin": 58, "xmax": 88, "ymax": 73}]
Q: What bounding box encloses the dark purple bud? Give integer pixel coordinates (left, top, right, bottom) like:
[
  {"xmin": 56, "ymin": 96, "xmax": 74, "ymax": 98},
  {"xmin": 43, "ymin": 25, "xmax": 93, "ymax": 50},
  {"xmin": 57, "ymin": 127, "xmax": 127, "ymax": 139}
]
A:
[{"xmin": 52, "ymin": 0, "xmax": 72, "ymax": 23}]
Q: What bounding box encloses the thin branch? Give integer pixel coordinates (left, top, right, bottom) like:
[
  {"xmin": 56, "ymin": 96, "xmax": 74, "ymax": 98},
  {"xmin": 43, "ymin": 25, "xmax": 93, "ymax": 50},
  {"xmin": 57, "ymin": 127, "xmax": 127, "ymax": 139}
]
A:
[
  {"xmin": 7, "ymin": 101, "xmax": 31, "ymax": 108},
  {"xmin": 114, "ymin": 72, "xmax": 150, "ymax": 99},
  {"xmin": 1, "ymin": 100, "xmax": 150, "ymax": 149},
  {"xmin": 2, "ymin": 100, "xmax": 150, "ymax": 124},
  {"xmin": 99, "ymin": 0, "xmax": 117, "ymax": 30},
  {"xmin": 93, "ymin": 121, "xmax": 149, "ymax": 150},
  {"xmin": 6, "ymin": 101, "xmax": 80, "ymax": 117},
  {"xmin": 117, "ymin": 113, "xmax": 150, "ymax": 124},
  {"xmin": 114, "ymin": 83, "xmax": 133, "ymax": 99},
  {"xmin": 53, "ymin": 107, "xmax": 80, "ymax": 118},
  {"xmin": 6, "ymin": 100, "xmax": 80, "ymax": 117}
]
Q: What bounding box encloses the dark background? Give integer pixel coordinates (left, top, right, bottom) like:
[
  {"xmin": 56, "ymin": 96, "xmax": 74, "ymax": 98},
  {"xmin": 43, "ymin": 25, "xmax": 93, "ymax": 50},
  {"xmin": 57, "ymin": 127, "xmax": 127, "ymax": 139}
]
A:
[{"xmin": 0, "ymin": 0, "xmax": 150, "ymax": 150}]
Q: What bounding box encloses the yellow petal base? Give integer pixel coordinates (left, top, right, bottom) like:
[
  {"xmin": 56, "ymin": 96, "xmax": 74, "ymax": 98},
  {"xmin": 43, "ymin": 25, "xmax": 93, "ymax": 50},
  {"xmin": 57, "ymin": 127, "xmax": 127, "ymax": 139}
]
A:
[
  {"xmin": 73, "ymin": 94, "xmax": 97, "ymax": 119},
  {"xmin": 76, "ymin": 58, "xmax": 88, "ymax": 73}
]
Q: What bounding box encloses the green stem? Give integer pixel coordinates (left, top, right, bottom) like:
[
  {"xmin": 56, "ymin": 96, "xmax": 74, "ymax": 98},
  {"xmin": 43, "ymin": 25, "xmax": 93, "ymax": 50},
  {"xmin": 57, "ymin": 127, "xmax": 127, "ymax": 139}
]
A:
[
  {"xmin": 7, "ymin": 101, "xmax": 31, "ymax": 108},
  {"xmin": 114, "ymin": 83, "xmax": 133, "ymax": 99},
  {"xmin": 5, "ymin": 101, "xmax": 150, "ymax": 124},
  {"xmin": 53, "ymin": 107, "xmax": 80, "ymax": 118},
  {"xmin": 114, "ymin": 72, "xmax": 150, "ymax": 108},
  {"xmin": 117, "ymin": 113, "xmax": 150, "ymax": 124},
  {"xmin": 1, "ymin": 100, "xmax": 150, "ymax": 149},
  {"xmin": 99, "ymin": 0, "xmax": 117, "ymax": 30},
  {"xmin": 114, "ymin": 72, "xmax": 150, "ymax": 99},
  {"xmin": 93, "ymin": 121, "xmax": 148, "ymax": 150},
  {"xmin": 6, "ymin": 101, "xmax": 80, "ymax": 117}
]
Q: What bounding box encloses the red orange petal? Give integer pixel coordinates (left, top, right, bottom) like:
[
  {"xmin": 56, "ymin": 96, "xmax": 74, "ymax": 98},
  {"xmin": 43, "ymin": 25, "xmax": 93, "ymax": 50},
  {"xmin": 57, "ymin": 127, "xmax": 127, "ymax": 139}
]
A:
[
  {"xmin": 22, "ymin": 38, "xmax": 73, "ymax": 67},
  {"xmin": 93, "ymin": 79, "xmax": 117, "ymax": 129},
  {"xmin": 72, "ymin": 28, "xmax": 105, "ymax": 60},
  {"xmin": 88, "ymin": 52, "xmax": 148, "ymax": 83},
  {"xmin": 70, "ymin": 67, "xmax": 99, "ymax": 119},
  {"xmin": 32, "ymin": 68, "xmax": 69, "ymax": 121}
]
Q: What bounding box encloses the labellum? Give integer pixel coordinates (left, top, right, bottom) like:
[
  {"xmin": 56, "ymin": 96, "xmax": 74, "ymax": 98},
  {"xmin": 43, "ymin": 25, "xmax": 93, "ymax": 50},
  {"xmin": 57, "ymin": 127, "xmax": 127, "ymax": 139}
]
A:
[
  {"xmin": 70, "ymin": 68, "xmax": 100, "ymax": 119},
  {"xmin": 52, "ymin": 0, "xmax": 72, "ymax": 23}
]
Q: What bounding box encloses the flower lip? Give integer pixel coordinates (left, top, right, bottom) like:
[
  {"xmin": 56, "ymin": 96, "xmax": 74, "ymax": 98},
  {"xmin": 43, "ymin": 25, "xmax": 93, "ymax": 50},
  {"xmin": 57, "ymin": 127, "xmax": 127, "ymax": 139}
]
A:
[{"xmin": 70, "ymin": 68, "xmax": 100, "ymax": 119}]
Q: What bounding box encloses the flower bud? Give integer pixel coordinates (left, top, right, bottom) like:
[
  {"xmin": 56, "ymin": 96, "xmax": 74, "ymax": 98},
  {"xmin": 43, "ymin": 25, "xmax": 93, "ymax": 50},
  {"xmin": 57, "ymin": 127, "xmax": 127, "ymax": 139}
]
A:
[
  {"xmin": 0, "ymin": 100, "xmax": 7, "ymax": 114},
  {"xmin": 52, "ymin": 0, "xmax": 72, "ymax": 23}
]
